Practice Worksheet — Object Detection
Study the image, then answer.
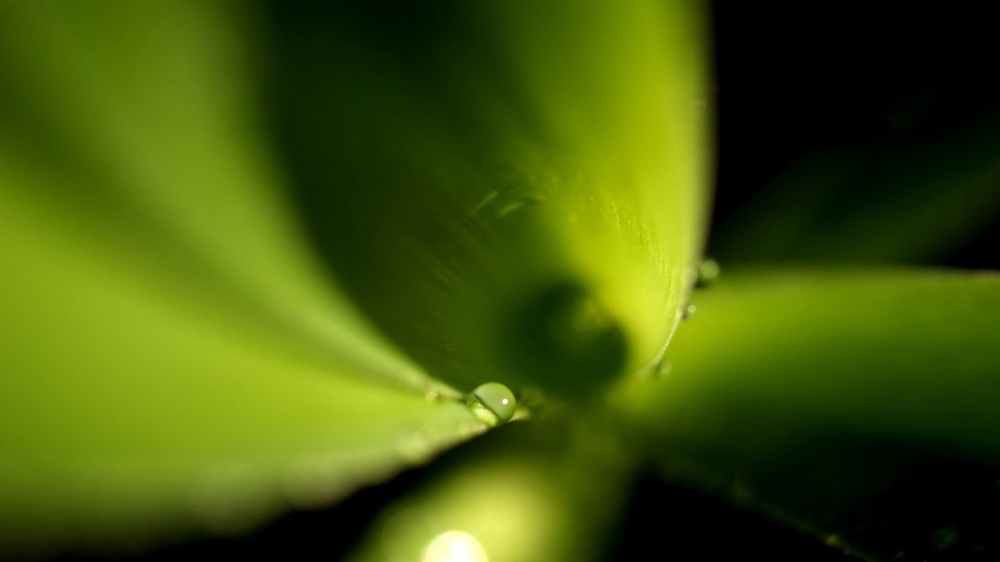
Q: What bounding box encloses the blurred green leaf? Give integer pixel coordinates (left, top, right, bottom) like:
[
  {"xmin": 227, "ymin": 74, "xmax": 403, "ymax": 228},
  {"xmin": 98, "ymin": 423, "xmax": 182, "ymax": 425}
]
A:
[
  {"xmin": 614, "ymin": 269, "xmax": 1000, "ymax": 557},
  {"xmin": 713, "ymin": 120, "xmax": 1000, "ymax": 264},
  {"xmin": 0, "ymin": 1, "xmax": 435, "ymax": 383},
  {"xmin": 0, "ymin": 1, "xmax": 484, "ymax": 555},
  {"xmin": 348, "ymin": 417, "xmax": 633, "ymax": 562}
]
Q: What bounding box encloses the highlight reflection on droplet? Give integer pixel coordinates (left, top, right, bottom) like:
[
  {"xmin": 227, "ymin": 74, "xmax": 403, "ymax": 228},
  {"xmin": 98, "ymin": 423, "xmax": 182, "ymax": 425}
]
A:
[
  {"xmin": 423, "ymin": 530, "xmax": 488, "ymax": 562},
  {"xmin": 466, "ymin": 382, "xmax": 517, "ymax": 427}
]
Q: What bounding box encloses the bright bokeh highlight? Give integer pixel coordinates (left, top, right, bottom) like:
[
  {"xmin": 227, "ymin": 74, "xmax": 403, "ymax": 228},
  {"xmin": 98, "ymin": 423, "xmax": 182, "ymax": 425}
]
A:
[{"xmin": 423, "ymin": 531, "xmax": 489, "ymax": 562}]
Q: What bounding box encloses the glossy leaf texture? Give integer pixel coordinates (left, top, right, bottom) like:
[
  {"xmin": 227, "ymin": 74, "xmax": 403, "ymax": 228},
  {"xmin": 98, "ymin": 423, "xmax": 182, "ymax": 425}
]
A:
[
  {"xmin": 266, "ymin": 0, "xmax": 712, "ymax": 395},
  {"xmin": 0, "ymin": 1, "xmax": 483, "ymax": 555},
  {"xmin": 614, "ymin": 269, "xmax": 1000, "ymax": 561}
]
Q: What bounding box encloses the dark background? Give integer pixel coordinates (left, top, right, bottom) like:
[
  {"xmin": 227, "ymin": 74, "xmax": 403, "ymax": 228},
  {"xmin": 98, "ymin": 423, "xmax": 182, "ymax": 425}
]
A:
[
  {"xmin": 708, "ymin": 3, "xmax": 1000, "ymax": 270},
  {"xmin": 61, "ymin": 3, "xmax": 1000, "ymax": 561}
]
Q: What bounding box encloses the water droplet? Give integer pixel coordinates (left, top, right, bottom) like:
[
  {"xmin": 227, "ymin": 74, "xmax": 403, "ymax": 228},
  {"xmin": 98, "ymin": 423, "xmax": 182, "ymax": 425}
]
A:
[
  {"xmin": 423, "ymin": 530, "xmax": 488, "ymax": 562},
  {"xmin": 653, "ymin": 359, "xmax": 672, "ymax": 379},
  {"xmin": 637, "ymin": 357, "xmax": 672, "ymax": 380},
  {"xmin": 425, "ymin": 390, "xmax": 441, "ymax": 402},
  {"xmin": 696, "ymin": 258, "xmax": 720, "ymax": 287},
  {"xmin": 682, "ymin": 303, "xmax": 697, "ymax": 320},
  {"xmin": 466, "ymin": 382, "xmax": 516, "ymax": 427}
]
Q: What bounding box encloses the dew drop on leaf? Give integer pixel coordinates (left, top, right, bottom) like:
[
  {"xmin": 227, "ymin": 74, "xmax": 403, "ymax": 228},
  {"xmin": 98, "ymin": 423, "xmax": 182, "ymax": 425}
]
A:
[
  {"xmin": 682, "ymin": 303, "xmax": 697, "ymax": 320},
  {"xmin": 653, "ymin": 358, "xmax": 672, "ymax": 380},
  {"xmin": 637, "ymin": 357, "xmax": 672, "ymax": 381},
  {"xmin": 696, "ymin": 258, "xmax": 720, "ymax": 287},
  {"xmin": 466, "ymin": 382, "xmax": 517, "ymax": 427}
]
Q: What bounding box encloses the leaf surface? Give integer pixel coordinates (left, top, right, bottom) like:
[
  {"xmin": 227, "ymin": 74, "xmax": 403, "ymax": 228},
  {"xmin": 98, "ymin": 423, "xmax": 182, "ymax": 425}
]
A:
[
  {"xmin": 266, "ymin": 0, "xmax": 712, "ymax": 394},
  {"xmin": 614, "ymin": 269, "xmax": 1000, "ymax": 559},
  {"xmin": 0, "ymin": 1, "xmax": 480, "ymax": 554},
  {"xmin": 348, "ymin": 420, "xmax": 633, "ymax": 562}
]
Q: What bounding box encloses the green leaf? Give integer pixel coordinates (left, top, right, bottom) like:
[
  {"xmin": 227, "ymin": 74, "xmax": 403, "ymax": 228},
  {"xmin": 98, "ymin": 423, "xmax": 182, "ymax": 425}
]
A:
[
  {"xmin": 713, "ymin": 120, "xmax": 1000, "ymax": 264},
  {"xmin": 348, "ymin": 419, "xmax": 633, "ymax": 562},
  {"xmin": 266, "ymin": 0, "xmax": 712, "ymax": 394},
  {"xmin": 612, "ymin": 269, "xmax": 1000, "ymax": 555},
  {"xmin": 0, "ymin": 1, "xmax": 482, "ymax": 554},
  {"xmin": 0, "ymin": 1, "xmax": 432, "ymax": 386}
]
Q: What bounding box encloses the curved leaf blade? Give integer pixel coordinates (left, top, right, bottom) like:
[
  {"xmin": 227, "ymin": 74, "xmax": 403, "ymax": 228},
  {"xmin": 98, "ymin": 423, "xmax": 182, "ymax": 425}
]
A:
[
  {"xmin": 266, "ymin": 0, "xmax": 712, "ymax": 394},
  {"xmin": 714, "ymin": 120, "xmax": 1000, "ymax": 265},
  {"xmin": 613, "ymin": 269, "xmax": 1000, "ymax": 559},
  {"xmin": 0, "ymin": 1, "xmax": 482, "ymax": 555},
  {"xmin": 0, "ymin": 0, "xmax": 438, "ymax": 391},
  {"xmin": 0, "ymin": 173, "xmax": 484, "ymax": 552},
  {"xmin": 348, "ymin": 420, "xmax": 633, "ymax": 562}
]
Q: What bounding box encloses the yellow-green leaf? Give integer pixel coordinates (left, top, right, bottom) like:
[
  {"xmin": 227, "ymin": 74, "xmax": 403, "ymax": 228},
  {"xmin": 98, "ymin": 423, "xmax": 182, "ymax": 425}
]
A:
[
  {"xmin": 0, "ymin": 1, "xmax": 482, "ymax": 554},
  {"xmin": 349, "ymin": 421, "xmax": 633, "ymax": 562},
  {"xmin": 613, "ymin": 269, "xmax": 1000, "ymax": 555},
  {"xmin": 267, "ymin": 0, "xmax": 712, "ymax": 395}
]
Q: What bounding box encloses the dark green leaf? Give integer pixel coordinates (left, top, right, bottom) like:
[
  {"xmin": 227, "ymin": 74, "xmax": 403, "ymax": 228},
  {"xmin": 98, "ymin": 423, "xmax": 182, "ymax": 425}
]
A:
[{"xmin": 614, "ymin": 269, "xmax": 1000, "ymax": 559}]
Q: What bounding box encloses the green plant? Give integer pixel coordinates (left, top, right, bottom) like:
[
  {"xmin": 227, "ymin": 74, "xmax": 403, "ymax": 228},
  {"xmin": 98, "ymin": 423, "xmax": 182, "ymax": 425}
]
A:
[{"xmin": 1, "ymin": 2, "xmax": 998, "ymax": 561}]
